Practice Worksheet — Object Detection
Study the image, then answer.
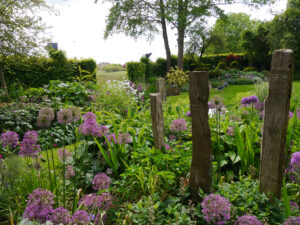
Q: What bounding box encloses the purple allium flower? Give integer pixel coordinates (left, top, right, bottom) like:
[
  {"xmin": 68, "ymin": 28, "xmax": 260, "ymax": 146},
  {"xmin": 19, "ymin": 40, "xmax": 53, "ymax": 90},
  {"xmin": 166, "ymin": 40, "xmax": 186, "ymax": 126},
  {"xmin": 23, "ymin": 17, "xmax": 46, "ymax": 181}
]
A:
[
  {"xmin": 99, "ymin": 192, "xmax": 113, "ymax": 210},
  {"xmin": 88, "ymin": 95, "xmax": 95, "ymax": 102},
  {"xmin": 19, "ymin": 139, "xmax": 41, "ymax": 158},
  {"xmin": 260, "ymin": 110, "xmax": 264, "ymax": 118},
  {"xmin": 49, "ymin": 207, "xmax": 71, "ymax": 225},
  {"xmin": 226, "ymin": 126, "xmax": 234, "ymax": 137},
  {"xmin": 71, "ymin": 210, "xmax": 90, "ymax": 225},
  {"xmin": 57, "ymin": 148, "xmax": 72, "ymax": 162},
  {"xmin": 170, "ymin": 119, "xmax": 187, "ymax": 132},
  {"xmin": 283, "ymin": 217, "xmax": 300, "ymax": 225},
  {"xmin": 255, "ymin": 102, "xmax": 264, "ymax": 111},
  {"xmin": 211, "ymin": 96, "xmax": 224, "ymax": 111},
  {"xmin": 117, "ymin": 133, "xmax": 132, "ymax": 144},
  {"xmin": 94, "ymin": 213, "xmax": 107, "ymax": 225},
  {"xmin": 78, "ymin": 119, "xmax": 99, "ymax": 136},
  {"xmin": 287, "ymin": 151, "xmax": 300, "ymax": 182},
  {"xmin": 236, "ymin": 215, "xmax": 262, "ymax": 225},
  {"xmin": 99, "ymin": 125, "xmax": 109, "ymax": 135},
  {"xmin": 57, "ymin": 109, "xmax": 73, "ymax": 124},
  {"xmin": 201, "ymin": 194, "xmax": 231, "ymax": 225},
  {"xmin": 164, "ymin": 143, "xmax": 172, "ymax": 150},
  {"xmin": 0, "ymin": 131, "xmax": 19, "ymax": 148},
  {"xmin": 23, "ymin": 188, "xmax": 54, "ymax": 223},
  {"xmin": 66, "ymin": 165, "xmax": 75, "ymax": 179},
  {"xmin": 83, "ymin": 112, "xmax": 97, "ymax": 122},
  {"xmin": 105, "ymin": 133, "xmax": 117, "ymax": 145},
  {"xmin": 169, "ymin": 135, "xmax": 177, "ymax": 141},
  {"xmin": 137, "ymin": 84, "xmax": 142, "ymax": 92},
  {"xmin": 79, "ymin": 194, "xmax": 102, "ymax": 210},
  {"xmin": 186, "ymin": 111, "xmax": 191, "ymax": 117},
  {"xmin": 208, "ymin": 101, "xmax": 213, "ymax": 109},
  {"xmin": 290, "ymin": 201, "xmax": 299, "ymax": 212},
  {"xmin": 37, "ymin": 107, "xmax": 55, "ymax": 128},
  {"xmin": 23, "ymin": 131, "xmax": 38, "ymax": 143},
  {"xmin": 241, "ymin": 97, "xmax": 250, "ymax": 105},
  {"xmin": 297, "ymin": 109, "xmax": 300, "ymax": 119},
  {"xmin": 92, "ymin": 173, "xmax": 111, "ymax": 191},
  {"xmin": 289, "ymin": 112, "xmax": 294, "ymax": 119}
]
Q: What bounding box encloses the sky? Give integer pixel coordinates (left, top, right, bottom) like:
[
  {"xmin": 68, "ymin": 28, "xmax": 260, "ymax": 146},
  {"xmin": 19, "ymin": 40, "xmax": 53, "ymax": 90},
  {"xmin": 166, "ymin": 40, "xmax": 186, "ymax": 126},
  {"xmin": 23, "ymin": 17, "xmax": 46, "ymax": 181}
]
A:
[{"xmin": 43, "ymin": 0, "xmax": 288, "ymax": 64}]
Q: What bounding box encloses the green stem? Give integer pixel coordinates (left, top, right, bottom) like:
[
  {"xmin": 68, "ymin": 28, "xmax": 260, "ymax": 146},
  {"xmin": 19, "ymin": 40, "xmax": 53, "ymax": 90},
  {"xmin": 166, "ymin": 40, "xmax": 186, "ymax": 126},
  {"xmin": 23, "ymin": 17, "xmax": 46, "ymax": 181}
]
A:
[
  {"xmin": 50, "ymin": 134, "xmax": 58, "ymax": 206},
  {"xmin": 45, "ymin": 144, "xmax": 52, "ymax": 191},
  {"xmin": 72, "ymin": 131, "xmax": 78, "ymax": 213}
]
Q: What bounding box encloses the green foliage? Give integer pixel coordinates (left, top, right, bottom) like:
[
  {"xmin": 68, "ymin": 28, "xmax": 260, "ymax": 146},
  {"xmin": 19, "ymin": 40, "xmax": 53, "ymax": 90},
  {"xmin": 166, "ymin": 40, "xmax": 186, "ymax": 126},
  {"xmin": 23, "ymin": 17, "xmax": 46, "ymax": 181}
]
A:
[
  {"xmin": 126, "ymin": 62, "xmax": 146, "ymax": 82},
  {"xmin": 202, "ymin": 53, "xmax": 248, "ymax": 70},
  {"xmin": 101, "ymin": 64, "xmax": 124, "ymax": 72},
  {"xmin": 216, "ymin": 61, "xmax": 228, "ymax": 70},
  {"xmin": 243, "ymin": 66, "xmax": 257, "ymax": 72},
  {"xmin": 140, "ymin": 57, "xmax": 152, "ymax": 81},
  {"xmin": 166, "ymin": 67, "xmax": 189, "ymax": 87},
  {"xmin": 230, "ymin": 60, "xmax": 239, "ymax": 69}
]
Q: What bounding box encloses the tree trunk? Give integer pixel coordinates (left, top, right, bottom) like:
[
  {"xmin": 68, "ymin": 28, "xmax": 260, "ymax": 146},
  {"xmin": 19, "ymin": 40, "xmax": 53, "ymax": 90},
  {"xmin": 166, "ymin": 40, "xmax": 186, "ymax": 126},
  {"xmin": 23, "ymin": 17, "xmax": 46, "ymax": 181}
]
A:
[
  {"xmin": 177, "ymin": 28, "xmax": 185, "ymax": 70},
  {"xmin": 159, "ymin": 0, "xmax": 172, "ymax": 72},
  {"xmin": 0, "ymin": 66, "xmax": 8, "ymax": 95}
]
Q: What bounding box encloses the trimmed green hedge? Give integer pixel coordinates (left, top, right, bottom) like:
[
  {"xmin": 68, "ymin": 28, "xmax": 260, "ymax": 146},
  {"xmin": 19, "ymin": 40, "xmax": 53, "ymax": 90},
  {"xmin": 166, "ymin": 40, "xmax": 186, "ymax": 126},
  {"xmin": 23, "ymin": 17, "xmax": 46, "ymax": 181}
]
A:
[
  {"xmin": 126, "ymin": 62, "xmax": 146, "ymax": 82},
  {"xmin": 0, "ymin": 50, "xmax": 97, "ymax": 90}
]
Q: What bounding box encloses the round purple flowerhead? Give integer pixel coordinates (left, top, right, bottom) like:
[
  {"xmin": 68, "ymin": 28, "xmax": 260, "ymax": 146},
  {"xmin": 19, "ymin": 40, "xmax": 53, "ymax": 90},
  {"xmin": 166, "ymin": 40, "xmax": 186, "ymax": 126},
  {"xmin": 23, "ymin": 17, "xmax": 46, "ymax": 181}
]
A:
[
  {"xmin": 226, "ymin": 126, "xmax": 234, "ymax": 137},
  {"xmin": 170, "ymin": 118, "xmax": 187, "ymax": 132},
  {"xmin": 92, "ymin": 172, "xmax": 111, "ymax": 191},
  {"xmin": 49, "ymin": 207, "xmax": 71, "ymax": 225},
  {"xmin": 211, "ymin": 96, "xmax": 224, "ymax": 111},
  {"xmin": 283, "ymin": 217, "xmax": 300, "ymax": 225},
  {"xmin": 186, "ymin": 111, "xmax": 191, "ymax": 117},
  {"xmin": 100, "ymin": 192, "xmax": 113, "ymax": 210},
  {"xmin": 19, "ymin": 139, "xmax": 41, "ymax": 158},
  {"xmin": 57, "ymin": 148, "xmax": 72, "ymax": 162},
  {"xmin": 164, "ymin": 143, "xmax": 172, "ymax": 151},
  {"xmin": 23, "ymin": 130, "xmax": 38, "ymax": 143},
  {"xmin": 105, "ymin": 133, "xmax": 117, "ymax": 145},
  {"xmin": 0, "ymin": 131, "xmax": 19, "ymax": 148},
  {"xmin": 236, "ymin": 215, "xmax": 262, "ymax": 225},
  {"xmin": 37, "ymin": 107, "xmax": 55, "ymax": 128},
  {"xmin": 79, "ymin": 193, "xmax": 102, "ymax": 211},
  {"xmin": 287, "ymin": 151, "xmax": 300, "ymax": 182},
  {"xmin": 117, "ymin": 133, "xmax": 132, "ymax": 144},
  {"xmin": 249, "ymin": 95, "xmax": 259, "ymax": 104},
  {"xmin": 71, "ymin": 210, "xmax": 90, "ymax": 225},
  {"xmin": 201, "ymin": 194, "xmax": 231, "ymax": 225},
  {"xmin": 83, "ymin": 112, "xmax": 97, "ymax": 121},
  {"xmin": 241, "ymin": 97, "xmax": 250, "ymax": 105},
  {"xmin": 78, "ymin": 119, "xmax": 99, "ymax": 136},
  {"xmin": 57, "ymin": 109, "xmax": 73, "ymax": 124},
  {"xmin": 66, "ymin": 165, "xmax": 75, "ymax": 179}
]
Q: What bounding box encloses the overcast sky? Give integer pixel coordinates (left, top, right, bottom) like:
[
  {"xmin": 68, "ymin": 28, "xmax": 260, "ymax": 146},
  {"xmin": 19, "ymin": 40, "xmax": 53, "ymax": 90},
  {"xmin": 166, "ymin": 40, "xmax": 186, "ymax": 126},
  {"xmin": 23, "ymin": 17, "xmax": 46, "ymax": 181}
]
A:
[{"xmin": 43, "ymin": 0, "xmax": 288, "ymax": 64}]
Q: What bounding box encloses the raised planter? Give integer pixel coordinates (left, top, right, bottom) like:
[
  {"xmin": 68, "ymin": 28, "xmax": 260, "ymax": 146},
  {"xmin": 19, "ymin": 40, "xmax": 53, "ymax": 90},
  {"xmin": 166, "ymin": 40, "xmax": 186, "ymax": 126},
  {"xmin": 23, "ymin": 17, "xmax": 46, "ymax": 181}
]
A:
[{"xmin": 167, "ymin": 86, "xmax": 180, "ymax": 96}]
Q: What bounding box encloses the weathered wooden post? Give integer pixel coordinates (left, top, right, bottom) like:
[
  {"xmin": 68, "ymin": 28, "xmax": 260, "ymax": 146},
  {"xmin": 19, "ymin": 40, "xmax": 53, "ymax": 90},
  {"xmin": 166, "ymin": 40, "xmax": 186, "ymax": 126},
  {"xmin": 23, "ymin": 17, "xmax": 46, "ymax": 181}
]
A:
[
  {"xmin": 156, "ymin": 78, "xmax": 166, "ymax": 102},
  {"xmin": 189, "ymin": 71, "xmax": 212, "ymax": 201},
  {"xmin": 150, "ymin": 93, "xmax": 164, "ymax": 149},
  {"xmin": 259, "ymin": 49, "xmax": 294, "ymax": 198}
]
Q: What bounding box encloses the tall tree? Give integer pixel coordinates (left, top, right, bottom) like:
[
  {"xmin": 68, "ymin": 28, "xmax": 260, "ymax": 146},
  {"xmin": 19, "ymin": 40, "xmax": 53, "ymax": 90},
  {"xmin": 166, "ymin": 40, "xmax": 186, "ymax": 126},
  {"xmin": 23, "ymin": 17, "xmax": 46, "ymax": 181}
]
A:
[
  {"xmin": 0, "ymin": 0, "xmax": 49, "ymax": 93},
  {"xmin": 103, "ymin": 0, "xmax": 173, "ymax": 71}
]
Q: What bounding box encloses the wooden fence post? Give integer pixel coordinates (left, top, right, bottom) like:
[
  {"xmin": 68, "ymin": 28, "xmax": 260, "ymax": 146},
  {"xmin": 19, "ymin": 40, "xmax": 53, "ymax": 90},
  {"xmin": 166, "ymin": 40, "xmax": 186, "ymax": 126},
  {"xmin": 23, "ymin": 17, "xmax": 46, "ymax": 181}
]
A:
[
  {"xmin": 259, "ymin": 49, "xmax": 294, "ymax": 198},
  {"xmin": 150, "ymin": 93, "xmax": 164, "ymax": 149},
  {"xmin": 189, "ymin": 71, "xmax": 213, "ymax": 201},
  {"xmin": 156, "ymin": 78, "xmax": 166, "ymax": 102}
]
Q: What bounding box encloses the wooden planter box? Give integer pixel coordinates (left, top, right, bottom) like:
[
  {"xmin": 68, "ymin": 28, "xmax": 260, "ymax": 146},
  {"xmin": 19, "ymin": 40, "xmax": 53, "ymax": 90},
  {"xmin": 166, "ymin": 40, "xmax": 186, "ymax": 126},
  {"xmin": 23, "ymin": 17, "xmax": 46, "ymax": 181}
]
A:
[{"xmin": 167, "ymin": 86, "xmax": 180, "ymax": 96}]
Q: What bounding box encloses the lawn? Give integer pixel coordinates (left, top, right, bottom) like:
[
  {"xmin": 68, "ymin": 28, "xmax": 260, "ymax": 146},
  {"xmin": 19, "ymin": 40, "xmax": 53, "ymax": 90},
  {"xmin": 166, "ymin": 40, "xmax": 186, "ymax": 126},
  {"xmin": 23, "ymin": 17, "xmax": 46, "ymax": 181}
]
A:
[{"xmin": 97, "ymin": 70, "xmax": 127, "ymax": 84}]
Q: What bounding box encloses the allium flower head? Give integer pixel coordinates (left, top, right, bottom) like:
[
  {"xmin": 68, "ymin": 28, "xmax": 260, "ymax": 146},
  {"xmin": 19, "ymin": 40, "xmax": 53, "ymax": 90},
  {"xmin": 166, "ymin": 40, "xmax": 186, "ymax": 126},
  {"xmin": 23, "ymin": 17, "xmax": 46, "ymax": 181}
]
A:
[
  {"xmin": 236, "ymin": 215, "xmax": 262, "ymax": 225},
  {"xmin": 201, "ymin": 194, "xmax": 231, "ymax": 225},
  {"xmin": 99, "ymin": 192, "xmax": 113, "ymax": 210},
  {"xmin": 255, "ymin": 102, "xmax": 264, "ymax": 111},
  {"xmin": 49, "ymin": 207, "xmax": 71, "ymax": 225},
  {"xmin": 23, "ymin": 131, "xmax": 38, "ymax": 143},
  {"xmin": 226, "ymin": 126, "xmax": 234, "ymax": 137},
  {"xmin": 19, "ymin": 139, "xmax": 41, "ymax": 158},
  {"xmin": 79, "ymin": 193, "xmax": 102, "ymax": 210},
  {"xmin": 287, "ymin": 151, "xmax": 300, "ymax": 182},
  {"xmin": 117, "ymin": 133, "xmax": 132, "ymax": 144},
  {"xmin": 71, "ymin": 210, "xmax": 90, "ymax": 225},
  {"xmin": 283, "ymin": 217, "xmax": 300, "ymax": 225},
  {"xmin": 66, "ymin": 165, "xmax": 75, "ymax": 179},
  {"xmin": 164, "ymin": 143, "xmax": 172, "ymax": 150},
  {"xmin": 57, "ymin": 109, "xmax": 73, "ymax": 124},
  {"xmin": 57, "ymin": 148, "xmax": 72, "ymax": 162},
  {"xmin": 241, "ymin": 97, "xmax": 250, "ymax": 105},
  {"xmin": 289, "ymin": 112, "xmax": 294, "ymax": 119},
  {"xmin": 186, "ymin": 111, "xmax": 191, "ymax": 117},
  {"xmin": 92, "ymin": 172, "xmax": 111, "ymax": 191},
  {"xmin": 105, "ymin": 133, "xmax": 117, "ymax": 145},
  {"xmin": 249, "ymin": 95, "xmax": 258, "ymax": 104},
  {"xmin": 83, "ymin": 112, "xmax": 97, "ymax": 121},
  {"xmin": 78, "ymin": 119, "xmax": 99, "ymax": 136},
  {"xmin": 211, "ymin": 96, "xmax": 224, "ymax": 110},
  {"xmin": 290, "ymin": 201, "xmax": 299, "ymax": 212},
  {"xmin": 170, "ymin": 118, "xmax": 187, "ymax": 132},
  {"xmin": 99, "ymin": 125, "xmax": 109, "ymax": 135},
  {"xmin": 27, "ymin": 188, "xmax": 54, "ymax": 206},
  {"xmin": 0, "ymin": 131, "xmax": 19, "ymax": 148},
  {"xmin": 37, "ymin": 107, "xmax": 54, "ymax": 128}
]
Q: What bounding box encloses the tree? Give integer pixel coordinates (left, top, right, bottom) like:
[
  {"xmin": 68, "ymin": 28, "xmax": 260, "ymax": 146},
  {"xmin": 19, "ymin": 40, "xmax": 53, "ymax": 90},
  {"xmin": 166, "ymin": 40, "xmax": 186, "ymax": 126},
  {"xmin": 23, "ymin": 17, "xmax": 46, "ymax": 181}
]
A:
[
  {"xmin": 206, "ymin": 13, "xmax": 259, "ymax": 54},
  {"xmin": 103, "ymin": 0, "xmax": 173, "ymax": 71},
  {"xmin": 0, "ymin": 0, "xmax": 49, "ymax": 93}
]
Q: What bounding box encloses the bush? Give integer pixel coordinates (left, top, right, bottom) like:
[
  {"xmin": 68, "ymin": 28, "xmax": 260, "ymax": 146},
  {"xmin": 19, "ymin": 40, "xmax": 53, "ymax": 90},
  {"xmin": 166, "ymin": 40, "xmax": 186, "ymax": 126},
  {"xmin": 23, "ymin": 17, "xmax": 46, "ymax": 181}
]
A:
[
  {"xmin": 101, "ymin": 64, "xmax": 124, "ymax": 72},
  {"xmin": 230, "ymin": 60, "xmax": 239, "ymax": 69},
  {"xmin": 126, "ymin": 62, "xmax": 146, "ymax": 82},
  {"xmin": 208, "ymin": 70, "xmax": 222, "ymax": 79},
  {"xmin": 216, "ymin": 62, "xmax": 228, "ymax": 70},
  {"xmin": 201, "ymin": 53, "xmax": 248, "ymax": 69},
  {"xmin": 140, "ymin": 57, "xmax": 153, "ymax": 81},
  {"xmin": 166, "ymin": 66, "xmax": 189, "ymax": 87},
  {"xmin": 243, "ymin": 66, "xmax": 257, "ymax": 72}
]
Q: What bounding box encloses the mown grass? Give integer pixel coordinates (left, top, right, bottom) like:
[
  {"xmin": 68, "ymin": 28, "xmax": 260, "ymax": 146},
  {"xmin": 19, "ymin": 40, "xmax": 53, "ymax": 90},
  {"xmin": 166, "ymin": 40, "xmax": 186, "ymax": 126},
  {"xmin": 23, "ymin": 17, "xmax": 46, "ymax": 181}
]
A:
[{"xmin": 97, "ymin": 70, "xmax": 127, "ymax": 85}]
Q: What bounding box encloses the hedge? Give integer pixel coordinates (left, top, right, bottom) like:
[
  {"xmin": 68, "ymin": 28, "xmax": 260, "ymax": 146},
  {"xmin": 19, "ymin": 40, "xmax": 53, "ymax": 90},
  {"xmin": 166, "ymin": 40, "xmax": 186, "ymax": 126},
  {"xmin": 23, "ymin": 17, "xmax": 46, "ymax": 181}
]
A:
[
  {"xmin": 0, "ymin": 50, "xmax": 97, "ymax": 90},
  {"xmin": 126, "ymin": 62, "xmax": 146, "ymax": 82}
]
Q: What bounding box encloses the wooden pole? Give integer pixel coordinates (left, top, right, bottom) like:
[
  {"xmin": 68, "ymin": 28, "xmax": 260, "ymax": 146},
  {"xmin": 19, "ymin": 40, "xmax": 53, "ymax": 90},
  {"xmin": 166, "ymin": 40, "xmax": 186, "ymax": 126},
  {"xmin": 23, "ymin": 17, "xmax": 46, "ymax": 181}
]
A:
[
  {"xmin": 156, "ymin": 78, "xmax": 166, "ymax": 102},
  {"xmin": 150, "ymin": 93, "xmax": 164, "ymax": 149},
  {"xmin": 189, "ymin": 71, "xmax": 212, "ymax": 201},
  {"xmin": 259, "ymin": 49, "xmax": 294, "ymax": 198}
]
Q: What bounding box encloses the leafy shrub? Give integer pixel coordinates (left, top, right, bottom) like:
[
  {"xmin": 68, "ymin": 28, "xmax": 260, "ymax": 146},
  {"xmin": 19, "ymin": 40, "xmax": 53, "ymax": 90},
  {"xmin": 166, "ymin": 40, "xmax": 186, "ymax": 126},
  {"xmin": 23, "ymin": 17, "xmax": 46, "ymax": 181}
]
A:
[
  {"xmin": 230, "ymin": 60, "xmax": 239, "ymax": 69},
  {"xmin": 201, "ymin": 53, "xmax": 248, "ymax": 69},
  {"xmin": 126, "ymin": 62, "xmax": 146, "ymax": 82},
  {"xmin": 140, "ymin": 57, "xmax": 153, "ymax": 81},
  {"xmin": 101, "ymin": 64, "xmax": 124, "ymax": 72},
  {"xmin": 210, "ymin": 81, "xmax": 222, "ymax": 88},
  {"xmin": 243, "ymin": 66, "xmax": 257, "ymax": 72},
  {"xmin": 166, "ymin": 67, "xmax": 189, "ymax": 87},
  {"xmin": 228, "ymin": 78, "xmax": 255, "ymax": 85},
  {"xmin": 208, "ymin": 70, "xmax": 222, "ymax": 79},
  {"xmin": 216, "ymin": 62, "xmax": 228, "ymax": 70}
]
